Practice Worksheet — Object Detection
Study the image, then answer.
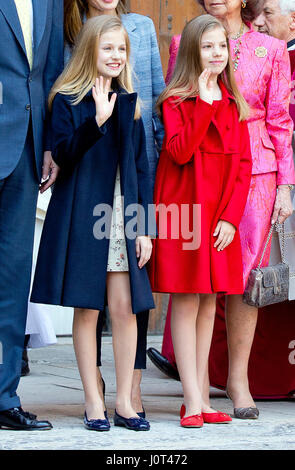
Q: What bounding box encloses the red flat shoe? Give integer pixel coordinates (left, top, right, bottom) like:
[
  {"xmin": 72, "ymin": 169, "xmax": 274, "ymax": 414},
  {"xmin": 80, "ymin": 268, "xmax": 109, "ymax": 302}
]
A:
[
  {"xmin": 179, "ymin": 405, "xmax": 203, "ymax": 428},
  {"xmin": 181, "ymin": 404, "xmax": 232, "ymax": 423},
  {"xmin": 202, "ymin": 411, "xmax": 232, "ymax": 424},
  {"xmin": 180, "ymin": 414, "xmax": 204, "ymax": 428}
]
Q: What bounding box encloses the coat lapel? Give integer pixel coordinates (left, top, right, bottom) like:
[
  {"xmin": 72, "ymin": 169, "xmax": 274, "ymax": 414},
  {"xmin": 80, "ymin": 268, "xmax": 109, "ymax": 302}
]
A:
[
  {"xmin": 117, "ymin": 92, "xmax": 137, "ymax": 191},
  {"xmin": 0, "ymin": 0, "xmax": 27, "ymax": 57},
  {"xmin": 32, "ymin": 0, "xmax": 49, "ymax": 54},
  {"xmin": 121, "ymin": 15, "xmax": 140, "ymax": 68}
]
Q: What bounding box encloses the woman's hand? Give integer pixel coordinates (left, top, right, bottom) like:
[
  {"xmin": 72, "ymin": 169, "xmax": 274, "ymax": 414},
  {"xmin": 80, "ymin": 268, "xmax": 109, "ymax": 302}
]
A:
[
  {"xmin": 198, "ymin": 68, "xmax": 214, "ymax": 105},
  {"xmin": 271, "ymin": 186, "xmax": 294, "ymax": 224},
  {"xmin": 136, "ymin": 236, "xmax": 153, "ymax": 269},
  {"xmin": 213, "ymin": 220, "xmax": 236, "ymax": 251},
  {"xmin": 92, "ymin": 76, "xmax": 117, "ymax": 128}
]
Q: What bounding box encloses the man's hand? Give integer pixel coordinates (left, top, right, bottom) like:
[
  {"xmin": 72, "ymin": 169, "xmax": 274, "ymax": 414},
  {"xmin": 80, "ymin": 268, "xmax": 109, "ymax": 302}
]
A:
[{"xmin": 40, "ymin": 151, "xmax": 60, "ymax": 193}]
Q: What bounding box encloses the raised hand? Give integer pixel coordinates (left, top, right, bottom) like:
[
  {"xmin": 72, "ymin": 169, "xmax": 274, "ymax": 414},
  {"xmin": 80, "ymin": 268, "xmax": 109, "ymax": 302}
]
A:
[
  {"xmin": 198, "ymin": 68, "xmax": 214, "ymax": 105},
  {"xmin": 92, "ymin": 76, "xmax": 117, "ymax": 128}
]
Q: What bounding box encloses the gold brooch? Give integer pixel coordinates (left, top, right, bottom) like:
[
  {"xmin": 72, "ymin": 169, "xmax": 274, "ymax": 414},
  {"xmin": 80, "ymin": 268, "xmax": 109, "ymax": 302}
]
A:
[{"xmin": 255, "ymin": 46, "xmax": 267, "ymax": 58}]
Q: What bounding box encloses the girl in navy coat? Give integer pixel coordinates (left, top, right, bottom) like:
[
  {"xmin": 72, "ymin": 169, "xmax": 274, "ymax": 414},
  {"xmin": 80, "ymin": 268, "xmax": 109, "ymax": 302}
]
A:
[{"xmin": 31, "ymin": 15, "xmax": 155, "ymax": 432}]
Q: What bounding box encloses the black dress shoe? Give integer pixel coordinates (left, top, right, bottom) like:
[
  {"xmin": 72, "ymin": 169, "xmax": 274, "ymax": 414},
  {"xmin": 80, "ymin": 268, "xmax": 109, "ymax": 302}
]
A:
[
  {"xmin": 147, "ymin": 348, "xmax": 180, "ymax": 381},
  {"xmin": 0, "ymin": 407, "xmax": 52, "ymax": 430}
]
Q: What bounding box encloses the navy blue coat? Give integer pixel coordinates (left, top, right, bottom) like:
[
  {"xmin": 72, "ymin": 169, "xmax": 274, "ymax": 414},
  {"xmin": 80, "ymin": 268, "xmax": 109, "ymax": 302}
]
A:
[{"xmin": 31, "ymin": 89, "xmax": 156, "ymax": 314}]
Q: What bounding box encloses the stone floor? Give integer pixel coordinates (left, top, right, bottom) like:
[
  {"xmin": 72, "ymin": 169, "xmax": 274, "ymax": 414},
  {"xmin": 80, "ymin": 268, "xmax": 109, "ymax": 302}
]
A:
[{"xmin": 1, "ymin": 336, "xmax": 295, "ymax": 450}]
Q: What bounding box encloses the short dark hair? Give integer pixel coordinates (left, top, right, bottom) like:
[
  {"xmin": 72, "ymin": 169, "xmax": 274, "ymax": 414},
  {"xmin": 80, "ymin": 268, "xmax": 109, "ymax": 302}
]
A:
[{"xmin": 197, "ymin": 0, "xmax": 263, "ymax": 22}]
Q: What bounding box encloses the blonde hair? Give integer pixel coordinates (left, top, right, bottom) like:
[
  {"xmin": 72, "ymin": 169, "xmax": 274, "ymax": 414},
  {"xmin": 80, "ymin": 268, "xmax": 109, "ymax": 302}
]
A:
[
  {"xmin": 157, "ymin": 15, "xmax": 249, "ymax": 121},
  {"xmin": 64, "ymin": 0, "xmax": 129, "ymax": 47},
  {"xmin": 49, "ymin": 15, "xmax": 141, "ymax": 119}
]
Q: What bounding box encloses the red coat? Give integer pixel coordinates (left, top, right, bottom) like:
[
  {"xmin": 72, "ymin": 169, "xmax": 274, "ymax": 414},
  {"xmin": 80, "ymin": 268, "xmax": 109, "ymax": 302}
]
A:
[{"xmin": 149, "ymin": 82, "xmax": 252, "ymax": 294}]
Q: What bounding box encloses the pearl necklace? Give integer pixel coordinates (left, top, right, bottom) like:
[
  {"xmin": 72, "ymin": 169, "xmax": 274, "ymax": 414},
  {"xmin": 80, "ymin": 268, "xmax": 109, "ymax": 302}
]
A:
[{"xmin": 231, "ymin": 23, "xmax": 245, "ymax": 71}]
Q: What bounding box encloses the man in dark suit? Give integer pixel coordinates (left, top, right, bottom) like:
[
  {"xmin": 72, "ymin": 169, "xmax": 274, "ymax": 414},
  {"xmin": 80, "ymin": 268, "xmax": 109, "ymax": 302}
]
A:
[{"xmin": 0, "ymin": 0, "xmax": 63, "ymax": 430}]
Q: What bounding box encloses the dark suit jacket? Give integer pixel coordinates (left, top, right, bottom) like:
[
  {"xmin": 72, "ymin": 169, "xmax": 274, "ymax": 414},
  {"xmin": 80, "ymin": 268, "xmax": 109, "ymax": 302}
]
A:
[{"xmin": 0, "ymin": 0, "xmax": 64, "ymax": 180}]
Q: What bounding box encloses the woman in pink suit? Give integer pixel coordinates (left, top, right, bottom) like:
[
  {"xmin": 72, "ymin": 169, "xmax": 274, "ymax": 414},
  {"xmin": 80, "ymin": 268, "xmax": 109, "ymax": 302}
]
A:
[{"xmin": 150, "ymin": 0, "xmax": 295, "ymax": 418}]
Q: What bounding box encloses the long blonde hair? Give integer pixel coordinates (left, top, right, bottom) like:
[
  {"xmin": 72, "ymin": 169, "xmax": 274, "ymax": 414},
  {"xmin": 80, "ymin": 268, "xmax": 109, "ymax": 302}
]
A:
[
  {"xmin": 64, "ymin": 0, "xmax": 129, "ymax": 47},
  {"xmin": 157, "ymin": 15, "xmax": 249, "ymax": 121},
  {"xmin": 49, "ymin": 15, "xmax": 141, "ymax": 119}
]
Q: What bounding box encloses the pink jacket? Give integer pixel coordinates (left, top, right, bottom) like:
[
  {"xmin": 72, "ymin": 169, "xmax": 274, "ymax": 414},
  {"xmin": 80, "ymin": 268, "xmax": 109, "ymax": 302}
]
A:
[{"xmin": 166, "ymin": 25, "xmax": 295, "ymax": 184}]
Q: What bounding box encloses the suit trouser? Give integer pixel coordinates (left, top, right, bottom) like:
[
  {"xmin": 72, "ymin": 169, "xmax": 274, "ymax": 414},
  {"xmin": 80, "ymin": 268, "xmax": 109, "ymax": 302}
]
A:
[
  {"xmin": 96, "ymin": 309, "xmax": 149, "ymax": 369},
  {"xmin": 0, "ymin": 124, "xmax": 39, "ymax": 411}
]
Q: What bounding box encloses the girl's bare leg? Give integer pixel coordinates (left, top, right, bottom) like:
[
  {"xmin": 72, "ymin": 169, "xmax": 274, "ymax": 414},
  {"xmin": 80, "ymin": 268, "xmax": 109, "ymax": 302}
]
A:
[
  {"xmin": 73, "ymin": 308, "xmax": 105, "ymax": 419},
  {"xmin": 195, "ymin": 294, "xmax": 217, "ymax": 412},
  {"xmin": 107, "ymin": 272, "xmax": 138, "ymax": 418},
  {"xmin": 171, "ymin": 293, "xmax": 202, "ymax": 417}
]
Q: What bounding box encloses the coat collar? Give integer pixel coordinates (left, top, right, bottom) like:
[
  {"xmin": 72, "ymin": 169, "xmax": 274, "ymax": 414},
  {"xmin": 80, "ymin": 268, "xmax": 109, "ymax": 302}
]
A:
[
  {"xmin": 32, "ymin": 0, "xmax": 49, "ymax": 54},
  {"xmin": 0, "ymin": 0, "xmax": 48, "ymax": 63},
  {"xmin": 189, "ymin": 79, "xmax": 235, "ymax": 104},
  {"xmin": 0, "ymin": 0, "xmax": 27, "ymax": 58}
]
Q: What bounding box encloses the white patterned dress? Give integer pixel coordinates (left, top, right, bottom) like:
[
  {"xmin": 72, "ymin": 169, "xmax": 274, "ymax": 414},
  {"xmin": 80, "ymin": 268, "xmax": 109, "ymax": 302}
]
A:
[{"xmin": 107, "ymin": 166, "xmax": 129, "ymax": 272}]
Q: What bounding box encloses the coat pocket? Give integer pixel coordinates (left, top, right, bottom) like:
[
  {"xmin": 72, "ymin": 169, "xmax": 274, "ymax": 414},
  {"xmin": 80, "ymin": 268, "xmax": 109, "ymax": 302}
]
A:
[{"xmin": 261, "ymin": 134, "xmax": 275, "ymax": 151}]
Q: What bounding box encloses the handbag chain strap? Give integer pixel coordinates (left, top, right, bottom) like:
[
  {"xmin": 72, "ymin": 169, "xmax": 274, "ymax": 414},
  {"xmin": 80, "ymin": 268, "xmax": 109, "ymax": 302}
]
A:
[{"xmin": 257, "ymin": 222, "xmax": 285, "ymax": 269}]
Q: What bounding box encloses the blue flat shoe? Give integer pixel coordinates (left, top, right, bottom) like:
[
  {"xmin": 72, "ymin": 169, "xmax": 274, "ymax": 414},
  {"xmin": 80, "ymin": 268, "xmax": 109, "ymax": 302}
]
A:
[
  {"xmin": 114, "ymin": 410, "xmax": 150, "ymax": 431},
  {"xmin": 84, "ymin": 411, "xmax": 110, "ymax": 431}
]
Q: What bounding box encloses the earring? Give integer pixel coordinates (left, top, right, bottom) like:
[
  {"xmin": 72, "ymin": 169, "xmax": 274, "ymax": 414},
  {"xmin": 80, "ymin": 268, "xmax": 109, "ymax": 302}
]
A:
[{"xmin": 241, "ymin": 0, "xmax": 247, "ymax": 8}]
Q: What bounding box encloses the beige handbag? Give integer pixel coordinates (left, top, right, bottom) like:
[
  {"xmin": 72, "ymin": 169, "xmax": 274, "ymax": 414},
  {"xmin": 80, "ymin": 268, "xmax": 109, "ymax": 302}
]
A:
[{"xmin": 243, "ymin": 223, "xmax": 289, "ymax": 307}]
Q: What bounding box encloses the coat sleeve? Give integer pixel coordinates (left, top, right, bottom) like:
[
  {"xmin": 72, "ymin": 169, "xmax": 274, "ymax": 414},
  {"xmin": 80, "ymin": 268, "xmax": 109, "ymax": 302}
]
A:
[
  {"xmin": 220, "ymin": 120, "xmax": 252, "ymax": 229},
  {"xmin": 134, "ymin": 118, "xmax": 157, "ymax": 237},
  {"xmin": 265, "ymin": 41, "xmax": 295, "ymax": 185},
  {"xmin": 149, "ymin": 18, "xmax": 165, "ymax": 152},
  {"xmin": 43, "ymin": 0, "xmax": 65, "ymax": 151},
  {"xmin": 162, "ymin": 97, "xmax": 216, "ymax": 165},
  {"xmin": 51, "ymin": 93, "xmax": 107, "ymax": 171},
  {"xmin": 165, "ymin": 35, "xmax": 180, "ymax": 85}
]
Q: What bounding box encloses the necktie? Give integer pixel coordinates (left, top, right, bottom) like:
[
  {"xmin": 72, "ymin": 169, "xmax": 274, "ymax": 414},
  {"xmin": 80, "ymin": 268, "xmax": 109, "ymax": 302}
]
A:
[{"xmin": 14, "ymin": 0, "xmax": 33, "ymax": 69}]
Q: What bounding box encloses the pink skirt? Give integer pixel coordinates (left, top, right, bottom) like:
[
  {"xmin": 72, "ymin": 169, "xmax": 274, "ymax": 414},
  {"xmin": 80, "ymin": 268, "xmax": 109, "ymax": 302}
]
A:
[{"xmin": 239, "ymin": 172, "xmax": 277, "ymax": 287}]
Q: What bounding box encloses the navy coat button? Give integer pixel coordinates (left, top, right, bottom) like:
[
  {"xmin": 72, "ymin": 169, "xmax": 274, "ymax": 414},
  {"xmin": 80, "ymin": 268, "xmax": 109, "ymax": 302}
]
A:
[{"xmin": 25, "ymin": 104, "xmax": 31, "ymax": 111}]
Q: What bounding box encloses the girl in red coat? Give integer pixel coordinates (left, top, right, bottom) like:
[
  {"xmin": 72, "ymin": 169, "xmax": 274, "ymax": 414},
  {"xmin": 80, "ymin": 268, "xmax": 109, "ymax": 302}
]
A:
[{"xmin": 149, "ymin": 14, "xmax": 252, "ymax": 428}]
